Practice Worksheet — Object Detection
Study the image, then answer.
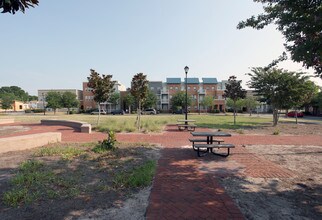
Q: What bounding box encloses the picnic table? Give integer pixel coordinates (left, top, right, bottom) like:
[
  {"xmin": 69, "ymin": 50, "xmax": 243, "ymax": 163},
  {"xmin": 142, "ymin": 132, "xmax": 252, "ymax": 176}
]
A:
[
  {"xmin": 176, "ymin": 119, "xmax": 197, "ymax": 131},
  {"xmin": 190, "ymin": 131, "xmax": 235, "ymax": 157}
]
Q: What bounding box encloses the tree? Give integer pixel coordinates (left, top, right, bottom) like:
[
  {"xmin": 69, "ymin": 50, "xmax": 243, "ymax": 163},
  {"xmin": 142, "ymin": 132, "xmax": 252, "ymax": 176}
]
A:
[
  {"xmin": 0, "ymin": 86, "xmax": 29, "ymax": 102},
  {"xmin": 200, "ymin": 95, "xmax": 213, "ymax": 113},
  {"xmin": 124, "ymin": 93, "xmax": 135, "ymax": 114},
  {"xmin": 46, "ymin": 92, "xmax": 62, "ymax": 114},
  {"xmin": 130, "ymin": 73, "xmax": 149, "ymax": 131},
  {"xmin": 87, "ymin": 69, "xmax": 116, "ymax": 125},
  {"xmin": 224, "ymin": 76, "xmax": 246, "ymax": 125},
  {"xmin": 247, "ymin": 67, "xmax": 317, "ymax": 125},
  {"xmin": 28, "ymin": 95, "xmax": 38, "ymax": 101},
  {"xmin": 61, "ymin": 92, "xmax": 79, "ymax": 114},
  {"xmin": 109, "ymin": 92, "xmax": 120, "ymax": 111},
  {"xmin": 170, "ymin": 91, "xmax": 192, "ymax": 111},
  {"xmin": 0, "ymin": 0, "xmax": 39, "ymax": 14},
  {"xmin": 244, "ymin": 97, "xmax": 260, "ymax": 116},
  {"xmin": 0, "ymin": 93, "xmax": 15, "ymax": 111},
  {"xmin": 237, "ymin": 0, "xmax": 322, "ymax": 76},
  {"xmin": 143, "ymin": 90, "xmax": 157, "ymax": 109}
]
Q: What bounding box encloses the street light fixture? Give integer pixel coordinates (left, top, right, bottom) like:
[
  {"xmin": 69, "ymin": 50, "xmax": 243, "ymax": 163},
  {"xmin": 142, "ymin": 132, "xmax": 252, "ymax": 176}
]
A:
[{"xmin": 184, "ymin": 66, "xmax": 189, "ymax": 124}]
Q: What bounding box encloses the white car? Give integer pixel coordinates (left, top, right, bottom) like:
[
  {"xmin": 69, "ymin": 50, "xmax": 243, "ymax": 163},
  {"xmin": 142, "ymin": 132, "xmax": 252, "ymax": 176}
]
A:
[
  {"xmin": 90, "ymin": 110, "xmax": 107, "ymax": 115},
  {"xmin": 142, "ymin": 108, "xmax": 157, "ymax": 115}
]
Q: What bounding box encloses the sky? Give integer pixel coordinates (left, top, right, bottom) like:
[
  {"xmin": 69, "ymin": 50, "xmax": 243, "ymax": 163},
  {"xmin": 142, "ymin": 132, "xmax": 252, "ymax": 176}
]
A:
[{"xmin": 0, "ymin": 0, "xmax": 321, "ymax": 96}]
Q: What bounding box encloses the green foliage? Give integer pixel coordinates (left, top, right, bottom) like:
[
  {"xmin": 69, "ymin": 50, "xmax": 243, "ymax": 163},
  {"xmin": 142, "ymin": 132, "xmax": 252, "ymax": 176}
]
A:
[
  {"xmin": 61, "ymin": 92, "xmax": 79, "ymax": 114},
  {"xmin": 247, "ymin": 67, "xmax": 317, "ymax": 125},
  {"xmin": 200, "ymin": 95, "xmax": 213, "ymax": 112},
  {"xmin": 114, "ymin": 160, "xmax": 156, "ymax": 188},
  {"xmin": 143, "ymin": 90, "xmax": 157, "ymax": 109},
  {"xmin": 0, "ymin": 0, "xmax": 38, "ymax": 14},
  {"xmin": 45, "ymin": 92, "xmax": 62, "ymax": 114},
  {"xmin": 244, "ymin": 97, "xmax": 260, "ymax": 114},
  {"xmin": 33, "ymin": 146, "xmax": 84, "ymax": 160},
  {"xmin": 273, "ymin": 129, "xmax": 280, "ymax": 135},
  {"xmin": 131, "ymin": 73, "xmax": 149, "ymax": 130},
  {"xmin": 124, "ymin": 93, "xmax": 135, "ymax": 112},
  {"xmin": 237, "ymin": 0, "xmax": 322, "ymax": 76},
  {"xmin": 170, "ymin": 91, "xmax": 192, "ymax": 110},
  {"xmin": 93, "ymin": 130, "xmax": 117, "ymax": 153},
  {"xmin": 0, "ymin": 93, "xmax": 15, "ymax": 110},
  {"xmin": 87, "ymin": 69, "xmax": 116, "ymax": 104},
  {"xmin": 224, "ymin": 76, "xmax": 247, "ymax": 125},
  {"xmin": 109, "ymin": 92, "xmax": 120, "ymax": 107},
  {"xmin": 0, "ymin": 86, "xmax": 29, "ymax": 102}
]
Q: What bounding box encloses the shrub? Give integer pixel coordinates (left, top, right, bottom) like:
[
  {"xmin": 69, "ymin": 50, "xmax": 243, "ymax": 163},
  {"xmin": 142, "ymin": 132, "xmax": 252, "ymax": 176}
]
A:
[{"xmin": 93, "ymin": 130, "xmax": 117, "ymax": 153}]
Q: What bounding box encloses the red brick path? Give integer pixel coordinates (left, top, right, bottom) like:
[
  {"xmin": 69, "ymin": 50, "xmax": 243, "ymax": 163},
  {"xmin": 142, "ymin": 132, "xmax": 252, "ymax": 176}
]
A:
[{"xmin": 2, "ymin": 123, "xmax": 322, "ymax": 219}]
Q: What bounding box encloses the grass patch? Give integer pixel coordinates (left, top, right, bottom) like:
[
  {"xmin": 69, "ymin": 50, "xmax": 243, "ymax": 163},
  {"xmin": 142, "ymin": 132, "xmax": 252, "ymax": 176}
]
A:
[
  {"xmin": 2, "ymin": 159, "xmax": 80, "ymax": 207},
  {"xmin": 114, "ymin": 160, "xmax": 156, "ymax": 188},
  {"xmin": 33, "ymin": 146, "xmax": 84, "ymax": 160}
]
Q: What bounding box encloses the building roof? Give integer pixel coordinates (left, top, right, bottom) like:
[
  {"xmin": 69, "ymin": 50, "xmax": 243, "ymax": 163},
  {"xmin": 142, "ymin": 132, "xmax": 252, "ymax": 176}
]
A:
[
  {"xmin": 202, "ymin": 78, "xmax": 218, "ymax": 84},
  {"xmin": 166, "ymin": 78, "xmax": 181, "ymax": 84},
  {"xmin": 184, "ymin": 78, "xmax": 200, "ymax": 84}
]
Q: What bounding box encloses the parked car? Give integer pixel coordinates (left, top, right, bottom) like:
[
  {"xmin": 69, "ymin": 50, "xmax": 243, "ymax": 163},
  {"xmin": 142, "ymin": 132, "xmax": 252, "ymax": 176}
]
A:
[
  {"xmin": 142, "ymin": 108, "xmax": 157, "ymax": 115},
  {"xmin": 90, "ymin": 110, "xmax": 107, "ymax": 115},
  {"xmin": 287, "ymin": 111, "xmax": 304, "ymax": 117},
  {"xmin": 172, "ymin": 109, "xmax": 184, "ymax": 114},
  {"xmin": 111, "ymin": 109, "xmax": 125, "ymax": 115}
]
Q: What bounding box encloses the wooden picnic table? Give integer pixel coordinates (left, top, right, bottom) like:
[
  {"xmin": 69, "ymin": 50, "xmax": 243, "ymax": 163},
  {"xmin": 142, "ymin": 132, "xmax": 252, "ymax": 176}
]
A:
[{"xmin": 190, "ymin": 131, "xmax": 234, "ymax": 157}]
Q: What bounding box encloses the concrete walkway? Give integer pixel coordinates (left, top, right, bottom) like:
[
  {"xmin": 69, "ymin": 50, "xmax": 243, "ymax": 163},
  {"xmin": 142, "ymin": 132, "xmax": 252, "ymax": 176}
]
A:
[{"xmin": 2, "ymin": 123, "xmax": 322, "ymax": 219}]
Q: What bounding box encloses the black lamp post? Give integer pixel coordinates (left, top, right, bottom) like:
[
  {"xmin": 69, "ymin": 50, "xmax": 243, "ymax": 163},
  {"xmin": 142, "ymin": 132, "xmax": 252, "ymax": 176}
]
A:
[
  {"xmin": 42, "ymin": 93, "xmax": 46, "ymax": 115},
  {"xmin": 184, "ymin": 66, "xmax": 189, "ymax": 124}
]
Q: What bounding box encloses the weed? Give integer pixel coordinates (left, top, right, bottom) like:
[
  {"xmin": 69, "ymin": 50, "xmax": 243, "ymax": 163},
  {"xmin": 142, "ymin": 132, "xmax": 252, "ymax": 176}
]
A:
[
  {"xmin": 236, "ymin": 129, "xmax": 244, "ymax": 134},
  {"xmin": 93, "ymin": 130, "xmax": 117, "ymax": 153},
  {"xmin": 3, "ymin": 189, "xmax": 30, "ymax": 207},
  {"xmin": 114, "ymin": 160, "xmax": 156, "ymax": 188},
  {"xmin": 273, "ymin": 129, "xmax": 280, "ymax": 135},
  {"xmin": 34, "ymin": 146, "xmax": 84, "ymax": 160}
]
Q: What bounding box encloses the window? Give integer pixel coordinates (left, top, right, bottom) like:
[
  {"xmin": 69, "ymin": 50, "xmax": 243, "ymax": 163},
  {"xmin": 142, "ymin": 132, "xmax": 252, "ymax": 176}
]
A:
[
  {"xmin": 170, "ymin": 86, "xmax": 173, "ymax": 90},
  {"xmin": 151, "ymin": 87, "xmax": 154, "ymax": 90},
  {"xmin": 175, "ymin": 87, "xmax": 178, "ymax": 90},
  {"xmin": 212, "ymin": 87, "xmax": 215, "ymax": 90},
  {"xmin": 193, "ymin": 87, "xmax": 196, "ymax": 90},
  {"xmin": 188, "ymin": 86, "xmax": 190, "ymax": 90}
]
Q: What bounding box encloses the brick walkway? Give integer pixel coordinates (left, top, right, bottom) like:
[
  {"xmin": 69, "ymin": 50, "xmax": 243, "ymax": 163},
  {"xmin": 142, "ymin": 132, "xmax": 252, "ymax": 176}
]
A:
[{"xmin": 2, "ymin": 123, "xmax": 322, "ymax": 219}]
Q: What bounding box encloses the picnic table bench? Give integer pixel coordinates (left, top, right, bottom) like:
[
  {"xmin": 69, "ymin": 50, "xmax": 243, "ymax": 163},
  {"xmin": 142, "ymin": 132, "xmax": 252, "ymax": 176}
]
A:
[
  {"xmin": 177, "ymin": 119, "xmax": 197, "ymax": 131},
  {"xmin": 193, "ymin": 143, "xmax": 235, "ymax": 157},
  {"xmin": 190, "ymin": 131, "xmax": 234, "ymax": 157}
]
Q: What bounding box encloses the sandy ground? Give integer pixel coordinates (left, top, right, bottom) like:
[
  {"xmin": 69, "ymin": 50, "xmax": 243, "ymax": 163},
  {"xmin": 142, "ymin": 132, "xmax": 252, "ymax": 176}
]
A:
[
  {"xmin": 1, "ymin": 121, "xmax": 322, "ymax": 219},
  {"xmin": 219, "ymin": 144, "xmax": 322, "ymax": 220}
]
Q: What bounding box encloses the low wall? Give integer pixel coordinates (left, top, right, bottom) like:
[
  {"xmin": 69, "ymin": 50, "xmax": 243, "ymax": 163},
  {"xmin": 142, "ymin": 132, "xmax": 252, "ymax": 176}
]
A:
[
  {"xmin": 0, "ymin": 132, "xmax": 61, "ymax": 154},
  {"xmin": 0, "ymin": 118, "xmax": 14, "ymax": 124},
  {"xmin": 41, "ymin": 119, "xmax": 91, "ymax": 134}
]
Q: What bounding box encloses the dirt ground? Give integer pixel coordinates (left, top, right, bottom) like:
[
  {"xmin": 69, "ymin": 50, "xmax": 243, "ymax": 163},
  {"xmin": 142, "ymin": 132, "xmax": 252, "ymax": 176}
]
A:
[
  {"xmin": 0, "ymin": 122, "xmax": 322, "ymax": 219},
  {"xmin": 0, "ymin": 142, "xmax": 161, "ymax": 220}
]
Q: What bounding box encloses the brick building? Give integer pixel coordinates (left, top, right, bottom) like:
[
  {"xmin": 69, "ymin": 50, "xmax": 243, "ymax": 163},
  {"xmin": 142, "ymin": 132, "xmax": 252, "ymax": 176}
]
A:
[{"xmin": 148, "ymin": 78, "xmax": 227, "ymax": 113}]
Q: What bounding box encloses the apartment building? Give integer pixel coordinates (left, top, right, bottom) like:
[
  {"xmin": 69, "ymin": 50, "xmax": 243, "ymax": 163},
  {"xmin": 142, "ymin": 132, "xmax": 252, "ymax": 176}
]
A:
[
  {"xmin": 148, "ymin": 78, "xmax": 227, "ymax": 113},
  {"xmin": 37, "ymin": 89, "xmax": 83, "ymax": 109},
  {"xmin": 82, "ymin": 81, "xmax": 126, "ymax": 111}
]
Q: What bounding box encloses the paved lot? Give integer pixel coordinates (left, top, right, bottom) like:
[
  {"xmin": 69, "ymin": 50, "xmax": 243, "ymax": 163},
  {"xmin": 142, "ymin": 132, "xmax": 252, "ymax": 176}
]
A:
[{"xmin": 2, "ymin": 123, "xmax": 322, "ymax": 219}]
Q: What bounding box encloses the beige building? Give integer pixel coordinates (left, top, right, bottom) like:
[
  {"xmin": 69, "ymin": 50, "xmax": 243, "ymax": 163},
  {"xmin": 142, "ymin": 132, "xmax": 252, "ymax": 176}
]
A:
[{"xmin": 37, "ymin": 89, "xmax": 83, "ymax": 109}]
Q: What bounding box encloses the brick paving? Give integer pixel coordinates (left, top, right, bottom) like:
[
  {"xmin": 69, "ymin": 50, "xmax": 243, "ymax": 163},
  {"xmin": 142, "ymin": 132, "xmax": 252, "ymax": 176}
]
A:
[{"xmin": 2, "ymin": 123, "xmax": 322, "ymax": 219}]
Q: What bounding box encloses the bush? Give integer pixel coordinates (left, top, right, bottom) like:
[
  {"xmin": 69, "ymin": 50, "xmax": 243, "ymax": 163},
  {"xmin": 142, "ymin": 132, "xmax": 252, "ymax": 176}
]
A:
[
  {"xmin": 32, "ymin": 109, "xmax": 45, "ymax": 113},
  {"xmin": 93, "ymin": 130, "xmax": 117, "ymax": 153},
  {"xmin": 24, "ymin": 109, "xmax": 32, "ymax": 113}
]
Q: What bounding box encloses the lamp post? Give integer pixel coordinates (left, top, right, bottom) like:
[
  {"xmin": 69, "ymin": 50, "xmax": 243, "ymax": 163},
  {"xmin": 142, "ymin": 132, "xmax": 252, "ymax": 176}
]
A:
[
  {"xmin": 184, "ymin": 66, "xmax": 189, "ymax": 124},
  {"xmin": 42, "ymin": 93, "xmax": 46, "ymax": 115}
]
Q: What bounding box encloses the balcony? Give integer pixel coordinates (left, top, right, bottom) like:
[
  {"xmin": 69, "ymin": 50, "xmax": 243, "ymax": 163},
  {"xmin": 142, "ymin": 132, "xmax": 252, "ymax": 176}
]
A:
[{"xmin": 198, "ymin": 89, "xmax": 206, "ymax": 94}]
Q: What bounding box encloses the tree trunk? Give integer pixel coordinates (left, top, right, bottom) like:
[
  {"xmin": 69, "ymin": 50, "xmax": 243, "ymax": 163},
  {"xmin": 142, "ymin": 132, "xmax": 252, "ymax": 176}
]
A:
[
  {"xmin": 233, "ymin": 100, "xmax": 236, "ymax": 125},
  {"xmin": 97, "ymin": 104, "xmax": 101, "ymax": 126},
  {"xmin": 273, "ymin": 108, "xmax": 278, "ymax": 126}
]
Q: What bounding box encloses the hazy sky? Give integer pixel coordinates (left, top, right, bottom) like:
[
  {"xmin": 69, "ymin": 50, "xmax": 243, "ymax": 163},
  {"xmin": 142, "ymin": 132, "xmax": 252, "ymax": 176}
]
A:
[{"xmin": 1, "ymin": 0, "xmax": 321, "ymax": 95}]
